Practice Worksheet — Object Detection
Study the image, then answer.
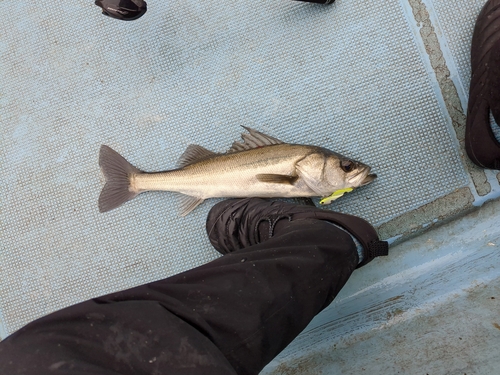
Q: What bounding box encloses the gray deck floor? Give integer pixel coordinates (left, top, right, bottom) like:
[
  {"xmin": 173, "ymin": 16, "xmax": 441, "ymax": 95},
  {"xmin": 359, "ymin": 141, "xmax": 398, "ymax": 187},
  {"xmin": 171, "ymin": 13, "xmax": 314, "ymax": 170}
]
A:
[{"xmin": 1, "ymin": 0, "xmax": 500, "ymax": 372}]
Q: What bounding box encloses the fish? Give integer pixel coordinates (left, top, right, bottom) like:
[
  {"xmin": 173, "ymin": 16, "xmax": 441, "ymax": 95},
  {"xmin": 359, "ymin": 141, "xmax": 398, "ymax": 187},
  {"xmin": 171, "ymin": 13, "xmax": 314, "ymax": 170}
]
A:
[{"xmin": 98, "ymin": 127, "xmax": 377, "ymax": 215}]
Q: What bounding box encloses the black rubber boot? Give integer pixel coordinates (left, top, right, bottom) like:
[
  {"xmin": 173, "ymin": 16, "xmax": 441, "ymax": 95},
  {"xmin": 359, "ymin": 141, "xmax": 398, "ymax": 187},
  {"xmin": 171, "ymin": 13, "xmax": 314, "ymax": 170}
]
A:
[
  {"xmin": 466, "ymin": 0, "xmax": 500, "ymax": 170},
  {"xmin": 206, "ymin": 198, "xmax": 388, "ymax": 268}
]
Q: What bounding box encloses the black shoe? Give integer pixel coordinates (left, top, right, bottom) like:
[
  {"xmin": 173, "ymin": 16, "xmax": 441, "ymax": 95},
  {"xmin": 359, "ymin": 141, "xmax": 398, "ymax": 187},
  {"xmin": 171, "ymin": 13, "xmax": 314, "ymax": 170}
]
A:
[
  {"xmin": 466, "ymin": 0, "xmax": 500, "ymax": 170},
  {"xmin": 206, "ymin": 198, "xmax": 388, "ymax": 268},
  {"xmin": 95, "ymin": 0, "xmax": 147, "ymax": 21}
]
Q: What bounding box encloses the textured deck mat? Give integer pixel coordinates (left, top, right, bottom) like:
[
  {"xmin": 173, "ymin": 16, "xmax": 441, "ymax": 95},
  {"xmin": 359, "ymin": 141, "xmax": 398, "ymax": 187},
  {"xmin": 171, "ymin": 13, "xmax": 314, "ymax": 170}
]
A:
[{"xmin": 0, "ymin": 0, "xmax": 476, "ymax": 335}]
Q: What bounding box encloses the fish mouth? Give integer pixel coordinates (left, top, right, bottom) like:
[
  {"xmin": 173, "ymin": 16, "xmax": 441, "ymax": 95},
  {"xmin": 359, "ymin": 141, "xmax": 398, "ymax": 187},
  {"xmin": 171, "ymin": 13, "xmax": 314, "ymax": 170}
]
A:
[
  {"xmin": 361, "ymin": 173, "xmax": 377, "ymax": 186},
  {"xmin": 348, "ymin": 167, "xmax": 377, "ymax": 187}
]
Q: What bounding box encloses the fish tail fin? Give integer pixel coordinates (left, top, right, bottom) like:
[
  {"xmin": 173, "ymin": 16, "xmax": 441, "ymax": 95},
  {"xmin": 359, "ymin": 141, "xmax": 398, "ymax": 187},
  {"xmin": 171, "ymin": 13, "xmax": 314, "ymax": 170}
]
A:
[{"xmin": 98, "ymin": 145, "xmax": 142, "ymax": 213}]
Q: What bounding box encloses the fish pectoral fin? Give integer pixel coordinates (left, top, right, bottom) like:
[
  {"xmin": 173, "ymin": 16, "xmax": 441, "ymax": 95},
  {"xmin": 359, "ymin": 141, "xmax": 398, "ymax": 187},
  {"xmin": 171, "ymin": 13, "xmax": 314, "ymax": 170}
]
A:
[
  {"xmin": 177, "ymin": 144, "xmax": 220, "ymax": 168},
  {"xmin": 176, "ymin": 193, "xmax": 205, "ymax": 216},
  {"xmin": 256, "ymin": 174, "xmax": 298, "ymax": 185},
  {"xmin": 228, "ymin": 127, "xmax": 284, "ymax": 153}
]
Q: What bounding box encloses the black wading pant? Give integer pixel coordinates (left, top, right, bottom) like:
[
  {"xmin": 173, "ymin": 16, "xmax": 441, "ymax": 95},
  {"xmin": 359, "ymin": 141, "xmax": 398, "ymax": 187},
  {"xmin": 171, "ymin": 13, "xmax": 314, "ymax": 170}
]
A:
[{"xmin": 0, "ymin": 219, "xmax": 358, "ymax": 375}]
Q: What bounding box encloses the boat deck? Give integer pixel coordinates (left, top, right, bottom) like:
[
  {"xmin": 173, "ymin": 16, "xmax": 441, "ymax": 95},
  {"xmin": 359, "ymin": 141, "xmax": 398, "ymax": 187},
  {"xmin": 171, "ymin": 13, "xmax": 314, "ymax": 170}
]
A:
[{"xmin": 1, "ymin": 0, "xmax": 499, "ymax": 372}]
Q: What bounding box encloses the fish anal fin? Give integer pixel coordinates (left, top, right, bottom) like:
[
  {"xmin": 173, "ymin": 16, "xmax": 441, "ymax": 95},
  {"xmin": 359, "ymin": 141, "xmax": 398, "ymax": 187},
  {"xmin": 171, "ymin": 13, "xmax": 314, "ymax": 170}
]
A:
[
  {"xmin": 98, "ymin": 145, "xmax": 142, "ymax": 213},
  {"xmin": 256, "ymin": 174, "xmax": 298, "ymax": 185},
  {"xmin": 175, "ymin": 193, "xmax": 205, "ymax": 216},
  {"xmin": 227, "ymin": 127, "xmax": 284, "ymax": 153},
  {"xmin": 177, "ymin": 144, "xmax": 219, "ymax": 168}
]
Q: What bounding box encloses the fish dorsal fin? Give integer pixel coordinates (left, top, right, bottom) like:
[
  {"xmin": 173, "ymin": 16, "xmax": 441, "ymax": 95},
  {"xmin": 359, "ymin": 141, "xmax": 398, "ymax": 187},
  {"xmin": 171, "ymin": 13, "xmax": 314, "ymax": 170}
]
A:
[
  {"xmin": 177, "ymin": 144, "xmax": 219, "ymax": 168},
  {"xmin": 228, "ymin": 126, "xmax": 284, "ymax": 153},
  {"xmin": 175, "ymin": 193, "xmax": 205, "ymax": 216}
]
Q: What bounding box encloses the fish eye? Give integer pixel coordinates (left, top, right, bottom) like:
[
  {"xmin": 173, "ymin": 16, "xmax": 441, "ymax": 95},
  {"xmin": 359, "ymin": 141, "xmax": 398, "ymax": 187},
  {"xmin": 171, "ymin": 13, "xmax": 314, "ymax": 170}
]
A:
[{"xmin": 340, "ymin": 160, "xmax": 355, "ymax": 173}]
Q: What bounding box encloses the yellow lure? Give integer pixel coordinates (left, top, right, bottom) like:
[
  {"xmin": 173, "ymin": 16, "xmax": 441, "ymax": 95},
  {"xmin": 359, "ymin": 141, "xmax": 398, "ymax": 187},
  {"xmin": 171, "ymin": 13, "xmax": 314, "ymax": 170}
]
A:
[{"xmin": 319, "ymin": 188, "xmax": 354, "ymax": 205}]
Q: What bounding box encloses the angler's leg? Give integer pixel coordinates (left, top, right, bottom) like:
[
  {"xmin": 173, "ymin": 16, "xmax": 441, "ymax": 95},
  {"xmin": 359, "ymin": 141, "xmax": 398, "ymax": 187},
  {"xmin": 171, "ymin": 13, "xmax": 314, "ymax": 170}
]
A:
[
  {"xmin": 88, "ymin": 216, "xmax": 365, "ymax": 375},
  {"xmin": 0, "ymin": 198, "xmax": 387, "ymax": 375}
]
